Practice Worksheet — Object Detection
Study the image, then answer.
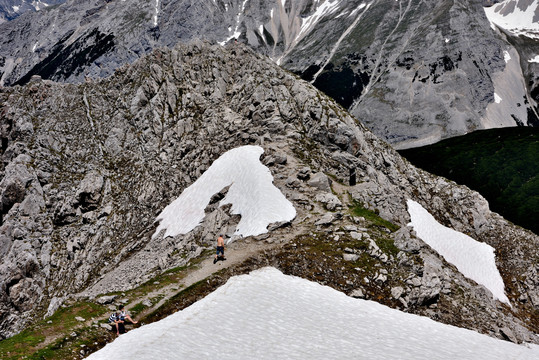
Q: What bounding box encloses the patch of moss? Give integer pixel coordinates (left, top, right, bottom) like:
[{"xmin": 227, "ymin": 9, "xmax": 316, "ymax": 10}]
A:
[
  {"xmin": 348, "ymin": 200, "xmax": 400, "ymax": 232},
  {"xmin": 129, "ymin": 302, "xmax": 147, "ymax": 318},
  {"xmin": 0, "ymin": 302, "xmax": 106, "ymax": 360},
  {"xmin": 374, "ymin": 236, "xmax": 400, "ymax": 257}
]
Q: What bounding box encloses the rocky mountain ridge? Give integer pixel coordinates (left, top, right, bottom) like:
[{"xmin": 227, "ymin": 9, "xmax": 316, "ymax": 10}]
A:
[
  {"xmin": 0, "ymin": 41, "xmax": 537, "ymax": 344},
  {"xmin": 0, "ymin": 0, "xmax": 537, "ymax": 148}
]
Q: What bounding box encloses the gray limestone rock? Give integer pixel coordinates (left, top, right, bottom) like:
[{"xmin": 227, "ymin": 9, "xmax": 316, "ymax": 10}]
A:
[
  {"xmin": 307, "ymin": 172, "xmax": 332, "ymax": 192},
  {"xmin": 315, "ymin": 193, "xmax": 342, "ymax": 211},
  {"xmin": 96, "ymin": 295, "xmax": 117, "ymax": 305},
  {"xmin": 393, "ymin": 227, "xmax": 422, "ymax": 254},
  {"xmin": 350, "ymin": 288, "xmax": 365, "ymax": 299},
  {"xmin": 391, "ymin": 286, "xmax": 405, "ymax": 300},
  {"xmin": 500, "ymin": 327, "xmax": 518, "ymax": 344},
  {"xmin": 297, "ymin": 167, "xmax": 311, "ymax": 181},
  {"xmin": 74, "ymin": 171, "xmax": 104, "ymax": 212},
  {"xmin": 343, "ymin": 253, "xmax": 360, "ymax": 262}
]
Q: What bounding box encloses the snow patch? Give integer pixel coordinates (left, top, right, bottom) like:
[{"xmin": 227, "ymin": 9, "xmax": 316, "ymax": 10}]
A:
[
  {"xmin": 86, "ymin": 267, "xmax": 538, "ymax": 360},
  {"xmin": 484, "ymin": 0, "xmax": 539, "ymax": 39},
  {"xmin": 349, "ymin": 3, "xmax": 366, "ymax": 17},
  {"xmin": 503, "ymin": 50, "xmax": 511, "ymax": 63},
  {"xmin": 494, "ymin": 93, "xmax": 502, "ymax": 103},
  {"xmin": 298, "ymin": 0, "xmax": 342, "ymax": 39},
  {"xmin": 258, "ymin": 24, "xmax": 266, "ymax": 43},
  {"xmin": 153, "ymin": 145, "xmax": 296, "ymax": 239},
  {"xmin": 483, "ymin": 47, "xmax": 528, "ymax": 128},
  {"xmin": 153, "ymin": 0, "xmax": 159, "ymax": 27},
  {"xmin": 529, "ymin": 55, "xmax": 539, "ymax": 63},
  {"xmin": 407, "ymin": 200, "xmax": 510, "ymax": 304},
  {"xmin": 220, "ymin": 0, "xmax": 249, "ymax": 45},
  {"xmin": 445, "ymin": 38, "xmax": 450, "ymax": 43},
  {"xmin": 12, "ymin": 6, "xmax": 20, "ymax": 12}
]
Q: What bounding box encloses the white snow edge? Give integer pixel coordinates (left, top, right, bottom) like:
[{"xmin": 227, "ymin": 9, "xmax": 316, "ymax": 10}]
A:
[
  {"xmin": 407, "ymin": 200, "xmax": 510, "ymax": 304},
  {"xmin": 153, "ymin": 145, "xmax": 296, "ymax": 240}
]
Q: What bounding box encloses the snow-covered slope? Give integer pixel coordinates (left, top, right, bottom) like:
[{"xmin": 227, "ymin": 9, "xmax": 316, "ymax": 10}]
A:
[
  {"xmin": 484, "ymin": 0, "xmax": 539, "ymax": 38},
  {"xmin": 407, "ymin": 200, "xmax": 510, "ymax": 304},
  {"xmin": 86, "ymin": 267, "xmax": 539, "ymax": 360},
  {"xmin": 153, "ymin": 145, "xmax": 296, "ymax": 239}
]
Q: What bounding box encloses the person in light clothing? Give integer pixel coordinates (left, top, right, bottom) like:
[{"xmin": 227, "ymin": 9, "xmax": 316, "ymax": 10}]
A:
[{"xmin": 214, "ymin": 235, "xmax": 226, "ymax": 263}]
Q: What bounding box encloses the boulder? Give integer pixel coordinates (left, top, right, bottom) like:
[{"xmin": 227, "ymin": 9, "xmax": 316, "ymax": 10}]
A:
[
  {"xmin": 391, "ymin": 286, "xmax": 405, "ymax": 299},
  {"xmin": 74, "ymin": 171, "xmax": 104, "ymax": 212},
  {"xmin": 500, "ymin": 327, "xmax": 518, "ymax": 344},
  {"xmin": 343, "ymin": 253, "xmax": 360, "ymax": 262},
  {"xmin": 350, "ymin": 288, "xmax": 365, "ymax": 299},
  {"xmin": 297, "ymin": 167, "xmax": 311, "ymax": 180},
  {"xmin": 315, "ymin": 193, "xmax": 342, "ymax": 211},
  {"xmin": 314, "ymin": 213, "xmax": 336, "ymax": 226},
  {"xmin": 307, "ymin": 172, "xmax": 332, "ymax": 192}
]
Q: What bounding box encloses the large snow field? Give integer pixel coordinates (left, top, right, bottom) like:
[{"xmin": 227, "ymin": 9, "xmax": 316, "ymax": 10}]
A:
[
  {"xmin": 86, "ymin": 267, "xmax": 538, "ymax": 360},
  {"xmin": 153, "ymin": 145, "xmax": 296, "ymax": 240},
  {"xmin": 484, "ymin": 0, "xmax": 539, "ymax": 38},
  {"xmin": 407, "ymin": 200, "xmax": 510, "ymax": 304}
]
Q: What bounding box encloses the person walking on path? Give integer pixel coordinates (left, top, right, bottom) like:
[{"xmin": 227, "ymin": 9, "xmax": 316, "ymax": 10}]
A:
[{"xmin": 214, "ymin": 235, "xmax": 226, "ymax": 264}]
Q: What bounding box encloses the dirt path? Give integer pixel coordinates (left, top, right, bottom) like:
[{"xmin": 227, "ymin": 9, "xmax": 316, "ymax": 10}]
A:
[{"xmin": 131, "ymin": 238, "xmax": 283, "ymax": 321}]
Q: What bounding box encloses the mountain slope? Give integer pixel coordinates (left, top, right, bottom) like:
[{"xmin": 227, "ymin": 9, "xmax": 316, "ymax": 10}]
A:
[
  {"xmin": 399, "ymin": 127, "xmax": 539, "ymax": 235},
  {"xmin": 0, "ymin": 0, "xmax": 537, "ymax": 148},
  {"xmin": 0, "ymin": 41, "xmax": 537, "ymax": 344}
]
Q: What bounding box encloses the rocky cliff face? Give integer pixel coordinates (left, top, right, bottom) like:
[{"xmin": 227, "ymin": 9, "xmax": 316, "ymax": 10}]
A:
[
  {"xmin": 0, "ymin": 0, "xmax": 537, "ymax": 148},
  {"xmin": 0, "ymin": 41, "xmax": 537, "ymax": 343}
]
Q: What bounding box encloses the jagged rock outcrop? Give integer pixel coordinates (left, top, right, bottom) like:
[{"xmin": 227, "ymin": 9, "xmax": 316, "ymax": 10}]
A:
[
  {"xmin": 0, "ymin": 41, "xmax": 537, "ymax": 343},
  {"xmin": 0, "ymin": 0, "xmax": 537, "ymax": 148}
]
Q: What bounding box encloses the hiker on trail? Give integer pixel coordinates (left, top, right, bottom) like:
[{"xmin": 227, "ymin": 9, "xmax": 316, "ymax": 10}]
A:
[
  {"xmin": 108, "ymin": 311, "xmax": 124, "ymax": 335},
  {"xmin": 118, "ymin": 305, "xmax": 138, "ymax": 325},
  {"xmin": 214, "ymin": 234, "xmax": 226, "ymax": 264}
]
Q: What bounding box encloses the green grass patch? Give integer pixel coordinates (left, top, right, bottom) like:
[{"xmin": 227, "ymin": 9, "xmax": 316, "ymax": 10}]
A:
[
  {"xmin": 374, "ymin": 237, "xmax": 400, "ymax": 257},
  {"xmin": 348, "ymin": 201, "xmax": 400, "ymax": 232},
  {"xmin": 129, "ymin": 302, "xmax": 147, "ymax": 318},
  {"xmin": 0, "ymin": 329, "xmax": 45, "ymax": 359},
  {"xmin": 142, "ymin": 270, "xmax": 228, "ymax": 325},
  {"xmin": 0, "ymin": 301, "xmax": 107, "ymax": 360}
]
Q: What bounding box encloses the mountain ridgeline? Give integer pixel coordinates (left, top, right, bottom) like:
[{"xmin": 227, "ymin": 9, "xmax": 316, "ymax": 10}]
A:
[
  {"xmin": 0, "ymin": 0, "xmax": 537, "ymax": 148},
  {"xmin": 0, "ymin": 42, "xmax": 537, "ymax": 348}
]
